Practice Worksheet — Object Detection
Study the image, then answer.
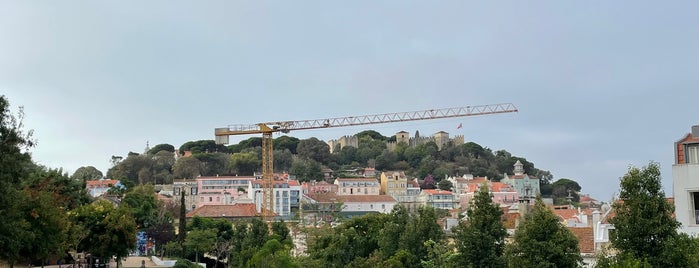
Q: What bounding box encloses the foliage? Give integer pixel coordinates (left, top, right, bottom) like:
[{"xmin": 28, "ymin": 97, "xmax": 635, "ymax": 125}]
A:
[
  {"xmin": 437, "ymin": 179, "xmax": 453, "ymax": 191},
  {"xmin": 248, "ymin": 239, "xmax": 299, "ymax": 268},
  {"xmin": 504, "ymin": 196, "xmax": 582, "ymax": 267},
  {"xmin": 290, "ymin": 158, "xmax": 323, "ymax": 182},
  {"xmin": 179, "ymin": 139, "xmax": 229, "ymax": 154},
  {"xmin": 148, "ymin": 143, "xmax": 176, "ymax": 154},
  {"xmin": 183, "ymin": 229, "xmax": 216, "ymax": 263},
  {"xmin": 274, "ymin": 135, "xmax": 300, "ymax": 154},
  {"xmin": 421, "ymin": 174, "xmax": 436, "ymax": 189},
  {"xmin": 231, "ymin": 151, "xmax": 260, "ymax": 175},
  {"xmin": 453, "ymin": 183, "xmax": 507, "ymax": 267},
  {"xmin": 173, "ymin": 156, "xmax": 202, "ymax": 179},
  {"xmin": 193, "ymin": 152, "xmax": 231, "ymax": 176},
  {"xmin": 71, "ymin": 166, "xmax": 104, "ymax": 181},
  {"xmin": 296, "ymin": 137, "xmax": 331, "ymax": 165},
  {"xmin": 172, "ymin": 259, "xmax": 200, "ymax": 268},
  {"xmin": 70, "ymin": 200, "xmax": 138, "ymax": 263},
  {"xmin": 0, "ymin": 96, "xmax": 36, "ymax": 266},
  {"xmin": 400, "ymin": 206, "xmax": 444, "ymax": 262},
  {"xmin": 609, "ymin": 162, "xmax": 697, "ymax": 267},
  {"xmin": 122, "ymin": 184, "xmax": 160, "ymax": 229},
  {"xmin": 550, "ymin": 178, "xmax": 581, "ymax": 204}
]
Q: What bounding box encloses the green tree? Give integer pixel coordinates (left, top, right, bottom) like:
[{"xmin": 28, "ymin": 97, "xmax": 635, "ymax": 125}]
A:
[
  {"xmin": 152, "ymin": 150, "xmax": 176, "ymax": 184},
  {"xmin": 453, "ymin": 184, "xmax": 507, "ymax": 267},
  {"xmin": 173, "ymin": 156, "xmax": 202, "ymax": 179},
  {"xmin": 437, "ymin": 179, "xmax": 453, "ymax": 191},
  {"xmin": 178, "ymin": 188, "xmax": 187, "ymax": 244},
  {"xmin": 71, "ymin": 200, "xmax": 137, "ymax": 267},
  {"xmin": 123, "ymin": 184, "xmax": 160, "ymax": 229},
  {"xmin": 274, "ymin": 135, "xmax": 300, "ymax": 154},
  {"xmin": 505, "ymin": 196, "xmax": 582, "ymax": 268},
  {"xmin": 608, "ymin": 162, "xmax": 695, "ymax": 267},
  {"xmin": 273, "ymin": 149, "xmax": 293, "ymax": 173},
  {"xmin": 296, "ymin": 138, "xmax": 331, "ymax": 164},
  {"xmin": 184, "ymin": 229, "xmax": 216, "ymax": 263},
  {"xmin": 71, "ymin": 166, "xmax": 104, "ymax": 181},
  {"xmin": 231, "ymin": 151, "xmax": 260, "ymax": 175},
  {"xmin": 179, "ymin": 140, "xmax": 229, "ymax": 154},
  {"xmin": 0, "ymin": 96, "xmax": 35, "ymax": 267},
  {"xmin": 550, "ymin": 178, "xmax": 581, "ymax": 205},
  {"xmin": 148, "ymin": 143, "xmax": 175, "ymax": 154},
  {"xmin": 248, "ymin": 239, "xmax": 299, "ymax": 268},
  {"xmin": 400, "ymin": 206, "xmax": 444, "ymax": 262},
  {"xmin": 194, "ymin": 152, "xmax": 231, "ymax": 176},
  {"xmin": 290, "ymin": 158, "xmax": 323, "ymax": 182}
]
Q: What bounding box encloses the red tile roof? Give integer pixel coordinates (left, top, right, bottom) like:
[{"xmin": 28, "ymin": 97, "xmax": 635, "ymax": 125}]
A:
[
  {"xmin": 86, "ymin": 179, "xmax": 119, "ymax": 188},
  {"xmin": 568, "ymin": 227, "xmax": 595, "ymax": 253},
  {"xmin": 186, "ymin": 204, "xmax": 259, "ymax": 218},
  {"xmin": 552, "ymin": 208, "xmax": 580, "ymax": 222},
  {"xmin": 422, "ymin": 189, "xmax": 453, "ymax": 195},
  {"xmin": 335, "ymin": 178, "xmax": 379, "ymax": 182}
]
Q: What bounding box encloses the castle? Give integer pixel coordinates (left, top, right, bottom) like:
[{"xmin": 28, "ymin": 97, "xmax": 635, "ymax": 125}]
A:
[{"xmin": 327, "ymin": 130, "xmax": 464, "ymax": 153}]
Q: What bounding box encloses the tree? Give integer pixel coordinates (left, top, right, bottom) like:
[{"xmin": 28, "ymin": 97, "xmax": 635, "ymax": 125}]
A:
[
  {"xmin": 400, "ymin": 206, "xmax": 444, "ymax": 262},
  {"xmin": 248, "ymin": 239, "xmax": 299, "ymax": 268},
  {"xmin": 148, "ymin": 143, "xmax": 175, "ymax": 155},
  {"xmin": 122, "ymin": 184, "xmax": 160, "ymax": 229},
  {"xmin": 71, "ymin": 200, "xmax": 137, "ymax": 267},
  {"xmin": 607, "ymin": 162, "xmax": 696, "ymax": 267},
  {"xmin": 274, "ymin": 135, "xmax": 300, "ymax": 154},
  {"xmin": 505, "ymin": 196, "xmax": 582, "ymax": 267},
  {"xmin": 296, "ymin": 138, "xmax": 331, "ymax": 164},
  {"xmin": 453, "ymin": 183, "xmax": 507, "ymax": 267},
  {"xmin": 194, "ymin": 152, "xmax": 231, "ymax": 176},
  {"xmin": 290, "ymin": 158, "xmax": 323, "ymax": 182},
  {"xmin": 71, "ymin": 166, "xmax": 103, "ymax": 181},
  {"xmin": 0, "ymin": 96, "xmax": 35, "ymax": 267},
  {"xmin": 437, "ymin": 179, "xmax": 453, "ymax": 191},
  {"xmin": 421, "ymin": 174, "xmax": 436, "ymax": 189},
  {"xmin": 173, "ymin": 156, "xmax": 201, "ymax": 179},
  {"xmin": 231, "ymin": 151, "xmax": 260, "ymax": 175},
  {"xmin": 178, "ymin": 188, "xmax": 187, "ymax": 244},
  {"xmin": 179, "ymin": 140, "xmax": 229, "ymax": 154},
  {"xmin": 184, "ymin": 229, "xmax": 216, "ymax": 263},
  {"xmin": 550, "ymin": 178, "xmax": 581, "ymax": 205}
]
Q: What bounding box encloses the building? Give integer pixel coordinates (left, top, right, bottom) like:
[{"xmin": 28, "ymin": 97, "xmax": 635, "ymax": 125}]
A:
[
  {"xmin": 380, "ymin": 171, "xmax": 408, "ymax": 196},
  {"xmin": 173, "ymin": 179, "xmax": 199, "ymax": 211},
  {"xmin": 302, "ymin": 192, "xmax": 397, "ymax": 215},
  {"xmin": 387, "ymin": 130, "xmax": 465, "ymax": 151},
  {"xmin": 403, "ymin": 179, "xmax": 422, "ymax": 213},
  {"xmin": 327, "ymin": 135, "xmax": 359, "ymax": 153},
  {"xmin": 501, "ymin": 160, "xmax": 540, "ymax": 200},
  {"xmin": 673, "ymin": 125, "xmax": 699, "ymax": 234},
  {"xmin": 196, "ymin": 176, "xmax": 255, "ymax": 207},
  {"xmin": 335, "ymin": 178, "xmax": 380, "ymax": 195},
  {"xmin": 86, "ymin": 179, "xmax": 121, "ymax": 197},
  {"xmin": 302, "ymin": 180, "xmax": 338, "ymax": 195},
  {"xmin": 186, "ymin": 203, "xmax": 260, "ymax": 220},
  {"xmin": 248, "ymin": 179, "xmax": 299, "ymax": 218},
  {"xmin": 418, "ymin": 189, "xmax": 457, "ymax": 210}
]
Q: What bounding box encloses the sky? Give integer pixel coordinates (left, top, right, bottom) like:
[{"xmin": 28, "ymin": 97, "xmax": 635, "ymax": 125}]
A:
[{"xmin": 1, "ymin": 1, "xmax": 697, "ymax": 201}]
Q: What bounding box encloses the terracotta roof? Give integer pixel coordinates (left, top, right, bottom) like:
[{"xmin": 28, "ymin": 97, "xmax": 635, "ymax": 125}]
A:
[
  {"xmin": 287, "ymin": 180, "xmax": 300, "ymax": 186},
  {"xmin": 186, "ymin": 204, "xmax": 259, "ymax": 218},
  {"xmin": 86, "ymin": 179, "xmax": 119, "ymax": 188},
  {"xmin": 305, "ymin": 193, "xmax": 396, "ymax": 203},
  {"xmin": 568, "ymin": 227, "xmax": 595, "ymax": 253},
  {"xmin": 491, "ymin": 182, "xmax": 515, "ymax": 192},
  {"xmin": 552, "ymin": 208, "xmax": 580, "ymax": 222},
  {"xmin": 422, "ymin": 189, "xmax": 453, "ymax": 195}
]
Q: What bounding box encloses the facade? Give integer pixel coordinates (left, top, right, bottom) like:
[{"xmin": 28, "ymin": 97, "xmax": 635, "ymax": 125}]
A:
[
  {"xmin": 335, "ymin": 178, "xmax": 380, "ymax": 195},
  {"xmin": 673, "ymin": 125, "xmax": 699, "ymax": 234},
  {"xmin": 418, "ymin": 189, "xmax": 457, "ymax": 210},
  {"xmin": 302, "ymin": 180, "xmax": 338, "ymax": 195},
  {"xmin": 327, "ymin": 135, "xmax": 359, "ymax": 153},
  {"xmin": 303, "ymin": 192, "xmax": 397, "ymax": 215},
  {"xmin": 86, "ymin": 179, "xmax": 120, "ymax": 197},
  {"xmin": 401, "ymin": 179, "xmax": 422, "ymax": 213},
  {"xmin": 248, "ymin": 179, "xmax": 298, "ymax": 218},
  {"xmin": 501, "ymin": 160, "xmax": 540, "ymax": 199},
  {"xmin": 185, "ymin": 203, "xmax": 259, "ymax": 220},
  {"xmin": 173, "ymin": 179, "xmax": 199, "ymax": 211},
  {"xmin": 380, "ymin": 171, "xmax": 408, "ymax": 197},
  {"xmin": 196, "ymin": 176, "xmax": 255, "ymax": 207}
]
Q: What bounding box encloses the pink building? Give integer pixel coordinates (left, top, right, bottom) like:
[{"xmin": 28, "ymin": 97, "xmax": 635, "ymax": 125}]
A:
[
  {"xmin": 302, "ymin": 180, "xmax": 338, "ymax": 195},
  {"xmin": 334, "ymin": 178, "xmax": 380, "ymax": 195},
  {"xmin": 196, "ymin": 176, "xmax": 255, "ymax": 207}
]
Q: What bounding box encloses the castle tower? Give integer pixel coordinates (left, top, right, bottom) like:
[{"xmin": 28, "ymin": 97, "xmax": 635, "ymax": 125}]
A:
[
  {"xmin": 396, "ymin": 131, "xmax": 409, "ymax": 144},
  {"xmin": 514, "ymin": 160, "xmax": 524, "ymax": 176}
]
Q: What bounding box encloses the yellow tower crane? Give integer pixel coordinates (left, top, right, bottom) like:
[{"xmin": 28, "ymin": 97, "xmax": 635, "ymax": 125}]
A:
[{"xmin": 215, "ymin": 103, "xmax": 518, "ymax": 221}]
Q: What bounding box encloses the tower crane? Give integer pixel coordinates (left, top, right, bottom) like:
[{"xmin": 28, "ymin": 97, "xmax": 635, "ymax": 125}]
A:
[{"xmin": 215, "ymin": 103, "xmax": 518, "ymax": 221}]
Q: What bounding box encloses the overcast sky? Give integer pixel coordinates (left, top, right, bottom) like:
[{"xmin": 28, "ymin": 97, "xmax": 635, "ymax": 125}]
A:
[{"xmin": 2, "ymin": 1, "xmax": 697, "ymax": 201}]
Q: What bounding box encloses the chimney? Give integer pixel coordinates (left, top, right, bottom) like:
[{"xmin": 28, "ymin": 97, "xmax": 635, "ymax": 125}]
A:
[{"xmin": 693, "ymin": 125, "xmax": 699, "ymax": 138}]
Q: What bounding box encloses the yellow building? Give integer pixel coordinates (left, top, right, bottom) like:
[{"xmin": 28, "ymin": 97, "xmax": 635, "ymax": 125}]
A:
[{"xmin": 380, "ymin": 171, "xmax": 408, "ymax": 197}]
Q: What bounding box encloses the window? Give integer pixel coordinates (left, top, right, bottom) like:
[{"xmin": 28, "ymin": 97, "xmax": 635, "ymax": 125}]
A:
[
  {"xmin": 688, "ymin": 144, "xmax": 699, "ymax": 164},
  {"xmin": 209, "ymin": 197, "xmax": 212, "ymax": 202},
  {"xmin": 693, "ymin": 192, "xmax": 699, "ymax": 225}
]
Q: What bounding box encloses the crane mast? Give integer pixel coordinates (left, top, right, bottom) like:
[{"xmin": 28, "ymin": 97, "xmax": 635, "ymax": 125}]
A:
[{"xmin": 215, "ymin": 103, "xmax": 517, "ymax": 221}]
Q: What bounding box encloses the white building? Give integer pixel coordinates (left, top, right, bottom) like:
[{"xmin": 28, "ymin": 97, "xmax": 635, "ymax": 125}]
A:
[
  {"xmin": 673, "ymin": 125, "xmax": 699, "ymax": 235},
  {"xmin": 248, "ymin": 179, "xmax": 300, "ymax": 218}
]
